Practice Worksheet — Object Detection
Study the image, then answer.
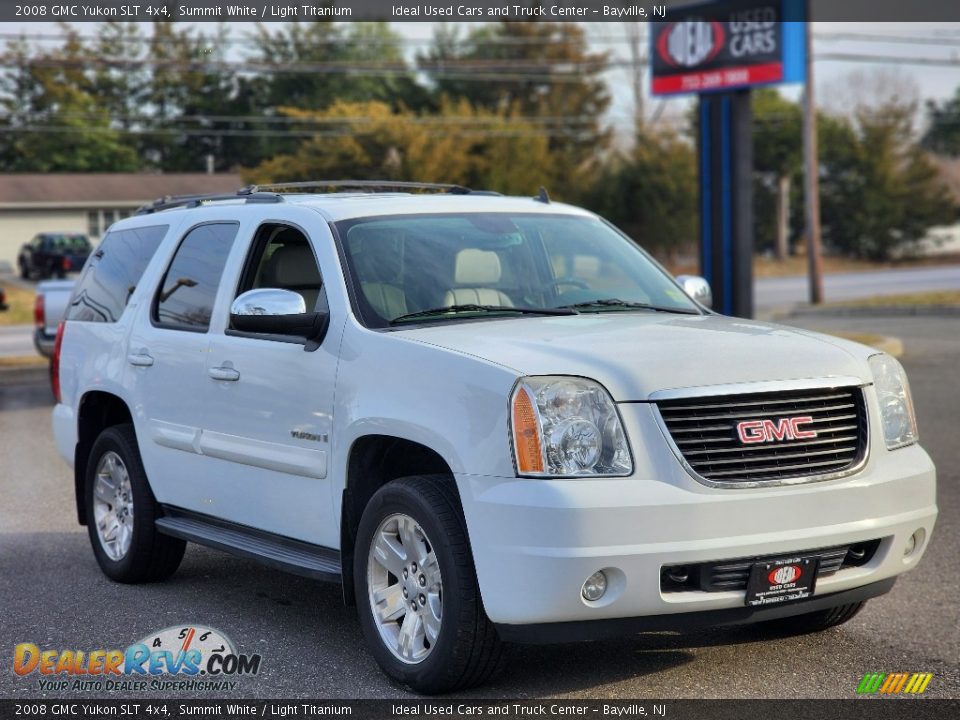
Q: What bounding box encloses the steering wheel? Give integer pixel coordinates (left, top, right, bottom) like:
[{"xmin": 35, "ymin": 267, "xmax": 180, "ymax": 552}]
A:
[{"xmin": 544, "ymin": 276, "xmax": 590, "ymax": 291}]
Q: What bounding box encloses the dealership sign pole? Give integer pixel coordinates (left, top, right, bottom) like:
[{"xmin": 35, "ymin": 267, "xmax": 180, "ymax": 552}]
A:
[{"xmin": 651, "ymin": 0, "xmax": 807, "ymax": 318}]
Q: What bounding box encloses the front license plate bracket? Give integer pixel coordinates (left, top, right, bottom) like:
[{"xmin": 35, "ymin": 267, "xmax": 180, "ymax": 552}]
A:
[{"xmin": 744, "ymin": 556, "xmax": 819, "ymax": 607}]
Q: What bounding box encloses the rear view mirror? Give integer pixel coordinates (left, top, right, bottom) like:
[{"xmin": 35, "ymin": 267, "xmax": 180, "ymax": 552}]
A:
[
  {"xmin": 675, "ymin": 275, "xmax": 713, "ymax": 309},
  {"xmin": 230, "ymin": 288, "xmax": 329, "ymax": 347}
]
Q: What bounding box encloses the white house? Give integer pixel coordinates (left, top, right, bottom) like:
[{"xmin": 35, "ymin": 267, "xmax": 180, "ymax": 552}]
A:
[{"xmin": 0, "ymin": 173, "xmax": 243, "ymax": 272}]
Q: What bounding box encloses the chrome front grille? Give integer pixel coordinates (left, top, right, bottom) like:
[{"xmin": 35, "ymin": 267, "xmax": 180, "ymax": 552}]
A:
[{"xmin": 656, "ymin": 386, "xmax": 868, "ymax": 486}]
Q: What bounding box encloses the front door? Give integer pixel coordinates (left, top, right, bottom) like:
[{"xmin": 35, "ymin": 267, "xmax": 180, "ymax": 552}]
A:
[{"xmin": 196, "ymin": 221, "xmax": 339, "ymax": 547}]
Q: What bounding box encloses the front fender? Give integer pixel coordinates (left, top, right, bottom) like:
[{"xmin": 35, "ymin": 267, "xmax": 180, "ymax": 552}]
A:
[{"xmin": 332, "ymin": 321, "xmax": 520, "ymax": 488}]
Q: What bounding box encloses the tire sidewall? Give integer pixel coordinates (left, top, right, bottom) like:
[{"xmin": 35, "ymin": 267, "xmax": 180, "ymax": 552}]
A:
[
  {"xmin": 85, "ymin": 426, "xmax": 161, "ymax": 580},
  {"xmin": 354, "ymin": 481, "xmax": 472, "ymax": 691}
]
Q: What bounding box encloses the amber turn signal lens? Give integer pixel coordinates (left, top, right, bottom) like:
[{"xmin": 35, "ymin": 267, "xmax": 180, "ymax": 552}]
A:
[{"xmin": 512, "ymin": 387, "xmax": 544, "ymax": 474}]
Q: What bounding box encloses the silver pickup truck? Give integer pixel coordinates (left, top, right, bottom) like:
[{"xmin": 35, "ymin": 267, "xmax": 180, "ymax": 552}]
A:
[{"xmin": 33, "ymin": 279, "xmax": 75, "ymax": 358}]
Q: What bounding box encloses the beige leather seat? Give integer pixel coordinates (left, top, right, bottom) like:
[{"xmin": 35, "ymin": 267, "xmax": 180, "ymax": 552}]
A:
[
  {"xmin": 443, "ymin": 249, "xmax": 513, "ymax": 307},
  {"xmin": 351, "ymin": 242, "xmax": 408, "ymax": 320},
  {"xmin": 361, "ymin": 281, "xmax": 408, "ymax": 320},
  {"xmin": 261, "ymin": 244, "xmax": 323, "ymax": 311}
]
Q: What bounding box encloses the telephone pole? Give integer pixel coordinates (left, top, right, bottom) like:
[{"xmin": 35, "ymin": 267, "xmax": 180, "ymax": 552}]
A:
[{"xmin": 803, "ymin": 10, "xmax": 824, "ymax": 304}]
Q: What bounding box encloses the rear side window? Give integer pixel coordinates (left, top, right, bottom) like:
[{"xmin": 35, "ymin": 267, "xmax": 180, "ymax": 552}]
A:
[
  {"xmin": 154, "ymin": 222, "xmax": 238, "ymax": 332},
  {"xmin": 66, "ymin": 225, "xmax": 168, "ymax": 323}
]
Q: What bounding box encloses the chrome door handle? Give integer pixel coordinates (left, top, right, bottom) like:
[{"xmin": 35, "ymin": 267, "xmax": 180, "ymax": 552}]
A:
[
  {"xmin": 127, "ymin": 353, "xmax": 154, "ymax": 367},
  {"xmin": 208, "ymin": 366, "xmax": 240, "ymax": 382}
]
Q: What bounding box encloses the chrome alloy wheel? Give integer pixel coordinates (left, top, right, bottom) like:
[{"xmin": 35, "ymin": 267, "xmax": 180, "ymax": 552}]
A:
[
  {"xmin": 92, "ymin": 451, "xmax": 135, "ymax": 561},
  {"xmin": 367, "ymin": 513, "xmax": 443, "ymax": 664}
]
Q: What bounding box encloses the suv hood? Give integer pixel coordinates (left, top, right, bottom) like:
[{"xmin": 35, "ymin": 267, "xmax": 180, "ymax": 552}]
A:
[{"xmin": 398, "ymin": 313, "xmax": 872, "ymax": 401}]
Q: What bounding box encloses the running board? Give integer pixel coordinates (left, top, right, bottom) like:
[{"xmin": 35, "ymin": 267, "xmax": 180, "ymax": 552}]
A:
[{"xmin": 156, "ymin": 507, "xmax": 342, "ymax": 582}]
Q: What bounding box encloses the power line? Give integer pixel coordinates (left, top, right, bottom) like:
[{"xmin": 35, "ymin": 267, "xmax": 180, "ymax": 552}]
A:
[
  {"xmin": 3, "ymin": 48, "xmax": 960, "ymax": 79},
  {"xmin": 0, "ymin": 55, "xmax": 610, "ymax": 82},
  {"xmin": 0, "ymin": 111, "xmax": 598, "ymax": 126},
  {"xmin": 0, "ymin": 124, "xmax": 592, "ymax": 139},
  {"xmin": 6, "ymin": 29, "xmax": 960, "ymax": 48}
]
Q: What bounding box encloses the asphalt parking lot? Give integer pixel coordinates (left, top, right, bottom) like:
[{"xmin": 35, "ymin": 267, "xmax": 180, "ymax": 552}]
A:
[{"xmin": 0, "ymin": 313, "xmax": 957, "ymax": 700}]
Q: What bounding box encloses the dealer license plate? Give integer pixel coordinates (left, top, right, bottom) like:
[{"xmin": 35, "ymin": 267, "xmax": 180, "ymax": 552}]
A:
[{"xmin": 744, "ymin": 556, "xmax": 819, "ymax": 607}]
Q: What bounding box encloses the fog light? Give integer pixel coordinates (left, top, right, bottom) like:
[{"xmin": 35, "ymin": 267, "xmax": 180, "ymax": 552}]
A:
[
  {"xmin": 847, "ymin": 546, "xmax": 867, "ymax": 562},
  {"xmin": 904, "ymin": 529, "xmax": 925, "ymax": 558},
  {"xmin": 581, "ymin": 570, "xmax": 608, "ymax": 601}
]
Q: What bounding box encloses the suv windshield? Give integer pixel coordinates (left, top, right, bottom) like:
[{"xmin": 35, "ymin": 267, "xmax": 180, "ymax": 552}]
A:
[{"xmin": 335, "ymin": 213, "xmax": 700, "ymax": 327}]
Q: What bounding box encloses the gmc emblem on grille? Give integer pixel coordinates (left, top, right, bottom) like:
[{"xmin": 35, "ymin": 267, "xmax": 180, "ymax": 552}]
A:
[{"xmin": 736, "ymin": 416, "xmax": 818, "ymax": 444}]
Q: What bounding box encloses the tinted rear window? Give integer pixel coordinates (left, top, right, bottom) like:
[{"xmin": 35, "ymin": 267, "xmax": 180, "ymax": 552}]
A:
[
  {"xmin": 154, "ymin": 223, "xmax": 239, "ymax": 332},
  {"xmin": 66, "ymin": 225, "xmax": 168, "ymax": 323},
  {"xmin": 50, "ymin": 234, "xmax": 91, "ymax": 252}
]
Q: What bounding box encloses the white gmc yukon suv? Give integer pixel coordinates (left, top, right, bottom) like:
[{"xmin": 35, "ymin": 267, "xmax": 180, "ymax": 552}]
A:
[{"xmin": 52, "ymin": 183, "xmax": 937, "ymax": 693}]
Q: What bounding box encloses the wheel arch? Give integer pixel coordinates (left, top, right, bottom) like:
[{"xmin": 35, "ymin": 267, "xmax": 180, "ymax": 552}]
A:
[
  {"xmin": 339, "ymin": 434, "xmax": 456, "ymax": 606},
  {"xmin": 75, "ymin": 390, "xmax": 134, "ymax": 525}
]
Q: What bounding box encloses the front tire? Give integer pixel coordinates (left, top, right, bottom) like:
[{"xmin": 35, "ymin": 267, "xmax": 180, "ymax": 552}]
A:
[
  {"xmin": 85, "ymin": 424, "xmax": 185, "ymax": 583},
  {"xmin": 354, "ymin": 475, "xmax": 502, "ymax": 694}
]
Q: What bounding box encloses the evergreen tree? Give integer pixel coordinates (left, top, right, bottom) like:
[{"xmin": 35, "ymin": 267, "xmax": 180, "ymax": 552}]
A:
[
  {"xmin": 584, "ymin": 130, "xmax": 698, "ymax": 259},
  {"xmin": 0, "ymin": 30, "xmax": 138, "ymax": 171},
  {"xmin": 923, "ymin": 88, "xmax": 960, "ymax": 157},
  {"xmin": 419, "ymin": 22, "xmax": 611, "ymax": 171}
]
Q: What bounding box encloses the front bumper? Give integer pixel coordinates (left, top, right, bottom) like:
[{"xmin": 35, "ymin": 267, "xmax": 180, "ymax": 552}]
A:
[
  {"xmin": 456, "ymin": 404, "xmax": 937, "ymax": 629},
  {"xmin": 495, "ymin": 577, "xmax": 897, "ymax": 643}
]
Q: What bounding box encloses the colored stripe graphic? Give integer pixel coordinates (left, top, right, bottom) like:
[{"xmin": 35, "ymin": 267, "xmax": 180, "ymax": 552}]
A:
[
  {"xmin": 880, "ymin": 673, "xmax": 908, "ymax": 693},
  {"xmin": 857, "ymin": 673, "xmax": 885, "ymax": 694},
  {"xmin": 904, "ymin": 673, "xmax": 934, "ymax": 694},
  {"xmin": 857, "ymin": 672, "xmax": 933, "ymax": 694}
]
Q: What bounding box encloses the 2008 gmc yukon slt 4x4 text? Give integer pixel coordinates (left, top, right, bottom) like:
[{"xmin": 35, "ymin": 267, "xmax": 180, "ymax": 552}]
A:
[{"xmin": 52, "ymin": 183, "xmax": 937, "ymax": 694}]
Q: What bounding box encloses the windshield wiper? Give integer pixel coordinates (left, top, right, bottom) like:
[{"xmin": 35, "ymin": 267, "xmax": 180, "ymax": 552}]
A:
[
  {"xmin": 560, "ymin": 298, "xmax": 700, "ymax": 315},
  {"xmin": 390, "ymin": 303, "xmax": 579, "ymax": 324}
]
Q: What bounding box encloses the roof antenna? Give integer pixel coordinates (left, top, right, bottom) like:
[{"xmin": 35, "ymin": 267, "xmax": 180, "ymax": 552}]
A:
[{"xmin": 536, "ymin": 187, "xmax": 551, "ymax": 204}]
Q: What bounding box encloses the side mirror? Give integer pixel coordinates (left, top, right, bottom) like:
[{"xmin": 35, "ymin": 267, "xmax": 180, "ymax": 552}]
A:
[
  {"xmin": 230, "ymin": 288, "xmax": 329, "ymax": 347},
  {"xmin": 676, "ymin": 275, "xmax": 713, "ymax": 309}
]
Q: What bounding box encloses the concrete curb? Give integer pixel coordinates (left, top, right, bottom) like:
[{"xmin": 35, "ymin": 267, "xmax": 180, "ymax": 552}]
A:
[
  {"xmin": 867, "ymin": 336, "xmax": 904, "ymax": 358},
  {"xmin": 791, "ymin": 305, "xmax": 960, "ymax": 318},
  {"xmin": 0, "ymin": 352, "xmax": 47, "ymax": 368}
]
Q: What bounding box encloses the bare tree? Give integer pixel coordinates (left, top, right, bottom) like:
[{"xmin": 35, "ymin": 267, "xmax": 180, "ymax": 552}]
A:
[{"xmin": 821, "ymin": 68, "xmax": 921, "ymax": 132}]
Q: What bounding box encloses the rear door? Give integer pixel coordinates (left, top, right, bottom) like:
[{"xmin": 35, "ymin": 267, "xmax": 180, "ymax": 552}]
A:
[{"xmin": 126, "ymin": 221, "xmax": 240, "ymax": 512}]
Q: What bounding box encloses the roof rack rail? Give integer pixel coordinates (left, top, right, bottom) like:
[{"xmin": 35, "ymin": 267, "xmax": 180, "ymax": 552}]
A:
[
  {"xmin": 238, "ymin": 180, "xmax": 474, "ymax": 195},
  {"xmin": 135, "ymin": 191, "xmax": 282, "ymax": 216}
]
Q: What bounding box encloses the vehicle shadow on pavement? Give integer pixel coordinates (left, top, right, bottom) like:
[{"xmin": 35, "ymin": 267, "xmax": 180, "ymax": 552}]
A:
[{"xmin": 473, "ymin": 642, "xmax": 695, "ymax": 697}]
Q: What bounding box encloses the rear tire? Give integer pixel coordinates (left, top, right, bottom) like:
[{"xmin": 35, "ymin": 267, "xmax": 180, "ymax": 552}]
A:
[
  {"xmin": 85, "ymin": 424, "xmax": 185, "ymax": 583},
  {"xmin": 754, "ymin": 601, "xmax": 866, "ymax": 636},
  {"xmin": 354, "ymin": 475, "xmax": 502, "ymax": 694}
]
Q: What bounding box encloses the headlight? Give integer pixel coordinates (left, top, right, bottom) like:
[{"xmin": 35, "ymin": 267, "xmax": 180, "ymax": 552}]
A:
[
  {"xmin": 510, "ymin": 376, "xmax": 632, "ymax": 477},
  {"xmin": 868, "ymin": 354, "xmax": 918, "ymax": 450}
]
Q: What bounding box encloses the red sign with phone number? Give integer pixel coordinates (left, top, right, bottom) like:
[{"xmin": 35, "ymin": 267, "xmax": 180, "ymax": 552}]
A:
[{"xmin": 652, "ymin": 61, "xmax": 784, "ymax": 95}]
